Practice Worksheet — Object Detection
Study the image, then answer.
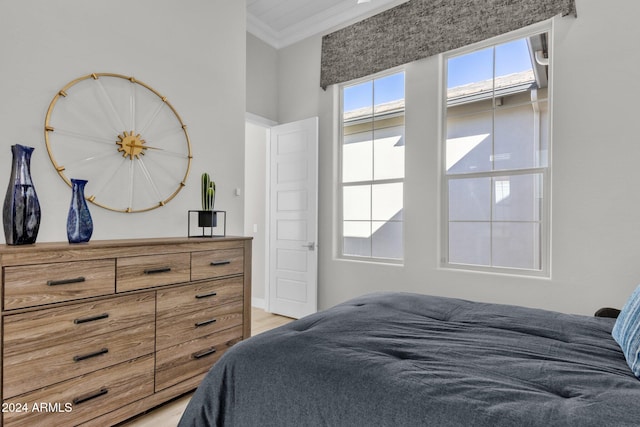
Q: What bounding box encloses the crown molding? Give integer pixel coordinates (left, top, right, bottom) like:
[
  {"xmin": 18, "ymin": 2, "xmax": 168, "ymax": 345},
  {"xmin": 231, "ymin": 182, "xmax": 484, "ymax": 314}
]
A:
[
  {"xmin": 247, "ymin": 12, "xmax": 281, "ymax": 48},
  {"xmin": 247, "ymin": 0, "xmax": 409, "ymax": 50}
]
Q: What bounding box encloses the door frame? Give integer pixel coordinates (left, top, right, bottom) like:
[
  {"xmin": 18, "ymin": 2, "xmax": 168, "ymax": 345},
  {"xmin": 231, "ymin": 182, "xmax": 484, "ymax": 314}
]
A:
[{"xmin": 245, "ymin": 113, "xmax": 277, "ymax": 311}]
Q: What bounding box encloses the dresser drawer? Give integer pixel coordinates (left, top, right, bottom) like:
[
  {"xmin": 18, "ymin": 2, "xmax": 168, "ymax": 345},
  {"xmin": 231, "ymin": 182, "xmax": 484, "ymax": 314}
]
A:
[
  {"xmin": 3, "ymin": 292, "xmax": 155, "ymax": 359},
  {"xmin": 3, "ymin": 259, "xmax": 115, "ymax": 310},
  {"xmin": 191, "ymin": 248, "xmax": 244, "ymax": 281},
  {"xmin": 155, "ymin": 326, "xmax": 242, "ymax": 392},
  {"xmin": 116, "ymin": 252, "xmax": 190, "ymax": 292},
  {"xmin": 3, "ymin": 355, "xmax": 154, "ymax": 427},
  {"xmin": 157, "ymin": 299, "xmax": 243, "ymax": 350},
  {"xmin": 3, "ymin": 322, "xmax": 155, "ymax": 398},
  {"xmin": 156, "ymin": 276, "xmax": 243, "ymax": 320}
]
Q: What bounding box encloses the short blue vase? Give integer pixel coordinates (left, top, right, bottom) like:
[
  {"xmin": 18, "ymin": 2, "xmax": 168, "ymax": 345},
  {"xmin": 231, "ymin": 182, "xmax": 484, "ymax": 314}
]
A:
[{"xmin": 67, "ymin": 179, "xmax": 93, "ymax": 243}]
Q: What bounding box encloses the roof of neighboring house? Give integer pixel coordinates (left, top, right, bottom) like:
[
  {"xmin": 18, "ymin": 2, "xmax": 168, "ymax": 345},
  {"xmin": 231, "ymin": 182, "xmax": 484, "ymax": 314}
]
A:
[
  {"xmin": 447, "ymin": 69, "xmax": 536, "ymax": 104},
  {"xmin": 343, "ymin": 69, "xmax": 538, "ymax": 122},
  {"xmin": 344, "ymin": 99, "xmax": 405, "ymax": 122}
]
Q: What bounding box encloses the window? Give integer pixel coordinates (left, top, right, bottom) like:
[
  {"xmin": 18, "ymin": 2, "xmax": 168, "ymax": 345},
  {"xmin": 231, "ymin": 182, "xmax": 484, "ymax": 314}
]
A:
[
  {"xmin": 443, "ymin": 30, "xmax": 551, "ymax": 275},
  {"xmin": 340, "ymin": 71, "xmax": 405, "ymax": 261}
]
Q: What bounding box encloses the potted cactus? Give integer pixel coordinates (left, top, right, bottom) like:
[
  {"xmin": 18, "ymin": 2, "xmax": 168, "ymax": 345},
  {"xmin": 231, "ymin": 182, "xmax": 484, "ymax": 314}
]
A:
[{"xmin": 198, "ymin": 172, "xmax": 217, "ymax": 227}]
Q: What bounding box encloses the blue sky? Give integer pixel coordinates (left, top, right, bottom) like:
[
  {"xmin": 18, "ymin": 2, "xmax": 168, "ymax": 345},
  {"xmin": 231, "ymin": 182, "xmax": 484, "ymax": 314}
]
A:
[
  {"xmin": 344, "ymin": 72, "xmax": 405, "ymax": 112},
  {"xmin": 343, "ymin": 37, "xmax": 533, "ymax": 112},
  {"xmin": 447, "ymin": 38, "xmax": 533, "ymax": 88}
]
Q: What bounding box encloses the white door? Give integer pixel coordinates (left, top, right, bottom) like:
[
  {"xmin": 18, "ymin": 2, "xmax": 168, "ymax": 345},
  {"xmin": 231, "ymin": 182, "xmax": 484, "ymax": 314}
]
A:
[{"xmin": 268, "ymin": 117, "xmax": 318, "ymax": 319}]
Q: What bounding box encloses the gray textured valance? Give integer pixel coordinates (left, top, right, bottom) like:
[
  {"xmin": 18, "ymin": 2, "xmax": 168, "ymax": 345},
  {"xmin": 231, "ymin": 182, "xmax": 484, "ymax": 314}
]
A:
[{"xmin": 320, "ymin": 0, "xmax": 576, "ymax": 89}]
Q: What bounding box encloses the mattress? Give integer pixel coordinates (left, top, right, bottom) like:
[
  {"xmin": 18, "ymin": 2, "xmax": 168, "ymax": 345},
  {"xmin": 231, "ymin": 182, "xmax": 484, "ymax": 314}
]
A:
[{"xmin": 179, "ymin": 292, "xmax": 640, "ymax": 426}]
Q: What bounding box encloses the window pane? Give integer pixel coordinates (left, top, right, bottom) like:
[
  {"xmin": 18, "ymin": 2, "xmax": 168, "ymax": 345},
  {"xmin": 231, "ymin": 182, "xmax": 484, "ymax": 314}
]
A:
[
  {"xmin": 372, "ymin": 221, "xmax": 403, "ymax": 259},
  {"xmin": 492, "ymin": 222, "xmax": 541, "ymax": 269},
  {"xmin": 343, "ymin": 185, "xmax": 370, "ymax": 221},
  {"xmin": 343, "ymin": 221, "xmax": 372, "ymax": 258},
  {"xmin": 372, "ymin": 182, "xmax": 403, "ymax": 222},
  {"xmin": 538, "ymin": 99, "xmax": 549, "ymax": 168},
  {"xmin": 494, "ymin": 103, "xmax": 537, "ymax": 170},
  {"xmin": 447, "ymin": 46, "xmax": 493, "ymax": 92},
  {"xmin": 446, "ymin": 111, "xmax": 493, "ymax": 173},
  {"xmin": 495, "ymin": 38, "xmax": 534, "ymax": 82},
  {"xmin": 343, "ymin": 131, "xmax": 373, "ymax": 183},
  {"xmin": 373, "ymin": 126, "xmax": 405, "ymax": 180},
  {"xmin": 374, "ymin": 72, "xmax": 405, "ymax": 112},
  {"xmin": 493, "ymin": 174, "xmax": 542, "ymax": 222},
  {"xmin": 344, "ymin": 80, "xmax": 372, "ymax": 114},
  {"xmin": 449, "ymin": 177, "xmax": 491, "ymax": 221},
  {"xmin": 449, "ymin": 222, "xmax": 491, "ymax": 266}
]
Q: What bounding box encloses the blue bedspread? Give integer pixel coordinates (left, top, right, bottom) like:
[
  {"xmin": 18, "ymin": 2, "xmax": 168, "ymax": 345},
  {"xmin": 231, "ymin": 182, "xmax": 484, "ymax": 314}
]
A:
[{"xmin": 179, "ymin": 292, "xmax": 640, "ymax": 426}]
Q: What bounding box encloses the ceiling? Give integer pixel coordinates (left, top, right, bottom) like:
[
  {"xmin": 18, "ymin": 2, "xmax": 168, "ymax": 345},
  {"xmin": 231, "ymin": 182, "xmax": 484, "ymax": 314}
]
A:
[{"xmin": 247, "ymin": 0, "xmax": 410, "ymax": 49}]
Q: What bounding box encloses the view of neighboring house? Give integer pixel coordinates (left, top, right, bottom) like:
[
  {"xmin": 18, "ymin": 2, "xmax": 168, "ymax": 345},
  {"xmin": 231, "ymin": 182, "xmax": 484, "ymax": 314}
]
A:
[{"xmin": 342, "ymin": 77, "xmax": 405, "ymax": 260}]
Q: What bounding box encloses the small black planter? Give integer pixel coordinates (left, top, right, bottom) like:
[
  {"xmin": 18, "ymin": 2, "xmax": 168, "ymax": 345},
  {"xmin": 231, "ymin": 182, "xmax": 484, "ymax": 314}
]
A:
[
  {"xmin": 197, "ymin": 210, "xmax": 217, "ymax": 228},
  {"xmin": 188, "ymin": 210, "xmax": 226, "ymax": 238}
]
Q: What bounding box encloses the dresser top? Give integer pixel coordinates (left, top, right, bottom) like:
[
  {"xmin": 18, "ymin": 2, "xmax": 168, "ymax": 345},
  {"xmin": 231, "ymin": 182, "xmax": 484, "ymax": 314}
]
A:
[
  {"xmin": 0, "ymin": 236, "xmax": 252, "ymax": 266},
  {"xmin": 1, "ymin": 236, "xmax": 250, "ymax": 252}
]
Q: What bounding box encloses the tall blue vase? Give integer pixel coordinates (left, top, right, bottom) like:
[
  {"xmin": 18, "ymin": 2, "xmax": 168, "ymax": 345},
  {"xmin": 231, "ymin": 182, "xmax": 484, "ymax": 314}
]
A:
[
  {"xmin": 67, "ymin": 179, "xmax": 93, "ymax": 243},
  {"xmin": 3, "ymin": 144, "xmax": 41, "ymax": 245}
]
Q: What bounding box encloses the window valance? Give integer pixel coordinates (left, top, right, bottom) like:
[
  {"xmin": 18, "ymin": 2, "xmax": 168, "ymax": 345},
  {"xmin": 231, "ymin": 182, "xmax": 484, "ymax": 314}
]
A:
[{"xmin": 320, "ymin": 0, "xmax": 576, "ymax": 89}]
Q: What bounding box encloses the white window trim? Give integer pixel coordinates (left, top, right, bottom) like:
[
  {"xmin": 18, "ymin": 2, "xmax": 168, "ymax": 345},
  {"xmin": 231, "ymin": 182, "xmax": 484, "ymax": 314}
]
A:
[
  {"xmin": 439, "ymin": 20, "xmax": 554, "ymax": 278},
  {"xmin": 336, "ymin": 67, "xmax": 406, "ymax": 265}
]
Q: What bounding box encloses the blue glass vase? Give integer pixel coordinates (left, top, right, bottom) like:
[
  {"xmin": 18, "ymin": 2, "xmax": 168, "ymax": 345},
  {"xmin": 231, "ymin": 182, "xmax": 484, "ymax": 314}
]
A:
[
  {"xmin": 3, "ymin": 144, "xmax": 41, "ymax": 245},
  {"xmin": 67, "ymin": 179, "xmax": 93, "ymax": 243}
]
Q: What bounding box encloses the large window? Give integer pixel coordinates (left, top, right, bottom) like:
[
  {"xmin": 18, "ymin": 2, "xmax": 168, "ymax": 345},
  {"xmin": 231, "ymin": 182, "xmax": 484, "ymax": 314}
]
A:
[
  {"xmin": 443, "ymin": 30, "xmax": 551, "ymax": 274},
  {"xmin": 340, "ymin": 71, "xmax": 405, "ymax": 261}
]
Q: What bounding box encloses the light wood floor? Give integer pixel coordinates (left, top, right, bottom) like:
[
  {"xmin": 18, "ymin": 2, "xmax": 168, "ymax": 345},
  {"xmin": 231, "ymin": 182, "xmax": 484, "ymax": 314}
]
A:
[{"xmin": 119, "ymin": 308, "xmax": 293, "ymax": 427}]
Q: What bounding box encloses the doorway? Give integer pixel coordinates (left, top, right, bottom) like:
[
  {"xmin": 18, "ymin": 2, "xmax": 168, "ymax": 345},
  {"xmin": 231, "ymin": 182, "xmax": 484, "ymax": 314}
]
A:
[
  {"xmin": 244, "ymin": 115, "xmax": 318, "ymax": 319},
  {"xmin": 245, "ymin": 115, "xmax": 273, "ymax": 309}
]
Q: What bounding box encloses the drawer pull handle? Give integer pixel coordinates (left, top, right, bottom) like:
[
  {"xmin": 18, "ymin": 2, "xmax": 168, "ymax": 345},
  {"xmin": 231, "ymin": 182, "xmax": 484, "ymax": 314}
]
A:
[
  {"xmin": 72, "ymin": 388, "xmax": 108, "ymax": 405},
  {"xmin": 210, "ymin": 260, "xmax": 231, "ymax": 266},
  {"xmin": 195, "ymin": 318, "xmax": 217, "ymax": 328},
  {"xmin": 195, "ymin": 291, "xmax": 217, "ymax": 299},
  {"xmin": 74, "ymin": 313, "xmax": 109, "ymax": 324},
  {"xmin": 192, "ymin": 347, "xmax": 217, "ymax": 359},
  {"xmin": 74, "ymin": 347, "xmax": 109, "ymax": 362},
  {"xmin": 47, "ymin": 276, "xmax": 85, "ymax": 286},
  {"xmin": 144, "ymin": 267, "xmax": 172, "ymax": 275}
]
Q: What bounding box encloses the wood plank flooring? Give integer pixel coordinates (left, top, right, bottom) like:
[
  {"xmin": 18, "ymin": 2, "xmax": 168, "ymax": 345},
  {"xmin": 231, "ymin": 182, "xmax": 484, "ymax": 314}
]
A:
[{"xmin": 118, "ymin": 307, "xmax": 293, "ymax": 427}]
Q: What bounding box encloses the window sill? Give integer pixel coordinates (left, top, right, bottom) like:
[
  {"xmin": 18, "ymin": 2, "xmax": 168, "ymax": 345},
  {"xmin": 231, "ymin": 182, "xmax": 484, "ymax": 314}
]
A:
[
  {"xmin": 439, "ymin": 263, "xmax": 550, "ymax": 279},
  {"xmin": 337, "ymin": 255, "xmax": 404, "ymax": 267}
]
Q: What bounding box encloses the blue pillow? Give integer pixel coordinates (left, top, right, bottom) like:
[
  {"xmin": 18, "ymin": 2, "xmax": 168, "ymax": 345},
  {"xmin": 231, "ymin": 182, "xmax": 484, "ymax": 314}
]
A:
[{"xmin": 613, "ymin": 284, "xmax": 640, "ymax": 378}]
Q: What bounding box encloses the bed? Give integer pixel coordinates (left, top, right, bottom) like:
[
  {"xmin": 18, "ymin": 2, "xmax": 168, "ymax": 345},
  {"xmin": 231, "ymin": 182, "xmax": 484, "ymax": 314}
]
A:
[{"xmin": 178, "ymin": 291, "xmax": 640, "ymax": 426}]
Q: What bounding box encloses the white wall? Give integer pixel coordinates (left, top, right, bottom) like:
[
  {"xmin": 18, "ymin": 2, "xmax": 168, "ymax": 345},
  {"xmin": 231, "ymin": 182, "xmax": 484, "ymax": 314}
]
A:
[
  {"xmin": 0, "ymin": 0, "xmax": 246, "ymax": 243},
  {"xmin": 246, "ymin": 33, "xmax": 279, "ymax": 122},
  {"xmin": 275, "ymin": 0, "xmax": 640, "ymax": 315},
  {"xmin": 278, "ymin": 37, "xmax": 323, "ymax": 123}
]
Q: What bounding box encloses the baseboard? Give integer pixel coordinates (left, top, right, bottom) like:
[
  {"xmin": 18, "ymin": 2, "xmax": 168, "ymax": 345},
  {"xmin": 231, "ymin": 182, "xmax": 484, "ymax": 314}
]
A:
[{"xmin": 252, "ymin": 297, "xmax": 265, "ymax": 309}]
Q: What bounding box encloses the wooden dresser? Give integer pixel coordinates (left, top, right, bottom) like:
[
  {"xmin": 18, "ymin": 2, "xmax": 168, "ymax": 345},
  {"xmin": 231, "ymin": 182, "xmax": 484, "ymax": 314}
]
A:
[{"xmin": 0, "ymin": 236, "xmax": 251, "ymax": 426}]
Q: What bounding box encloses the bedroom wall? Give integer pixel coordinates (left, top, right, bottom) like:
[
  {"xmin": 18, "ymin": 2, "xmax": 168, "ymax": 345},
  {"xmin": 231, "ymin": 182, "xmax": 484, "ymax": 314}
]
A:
[
  {"xmin": 276, "ymin": 0, "xmax": 640, "ymax": 316},
  {"xmin": 246, "ymin": 33, "xmax": 278, "ymax": 123},
  {"xmin": 0, "ymin": 0, "xmax": 246, "ymax": 243}
]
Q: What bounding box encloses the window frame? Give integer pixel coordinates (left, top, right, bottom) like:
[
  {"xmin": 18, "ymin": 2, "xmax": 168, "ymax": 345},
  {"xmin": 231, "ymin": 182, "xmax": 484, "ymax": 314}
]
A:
[
  {"xmin": 440, "ymin": 22, "xmax": 553, "ymax": 277},
  {"xmin": 337, "ymin": 67, "xmax": 406, "ymax": 264}
]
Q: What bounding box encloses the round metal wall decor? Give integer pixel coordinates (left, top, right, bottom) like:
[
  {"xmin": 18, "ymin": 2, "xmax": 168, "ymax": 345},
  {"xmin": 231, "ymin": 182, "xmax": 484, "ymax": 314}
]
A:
[{"xmin": 45, "ymin": 73, "xmax": 192, "ymax": 213}]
